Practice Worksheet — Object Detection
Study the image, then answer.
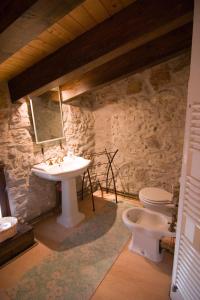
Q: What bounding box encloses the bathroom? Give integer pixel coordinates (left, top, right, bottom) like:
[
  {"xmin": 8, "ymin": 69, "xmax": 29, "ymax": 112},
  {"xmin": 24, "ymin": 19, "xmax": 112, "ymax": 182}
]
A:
[{"xmin": 0, "ymin": 1, "xmax": 199, "ymax": 299}]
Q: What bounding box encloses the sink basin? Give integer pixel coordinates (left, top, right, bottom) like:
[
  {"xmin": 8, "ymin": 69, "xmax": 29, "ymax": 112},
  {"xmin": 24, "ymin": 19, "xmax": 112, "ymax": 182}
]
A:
[
  {"xmin": 32, "ymin": 156, "xmax": 91, "ymax": 228},
  {"xmin": 32, "ymin": 156, "xmax": 91, "ymax": 181}
]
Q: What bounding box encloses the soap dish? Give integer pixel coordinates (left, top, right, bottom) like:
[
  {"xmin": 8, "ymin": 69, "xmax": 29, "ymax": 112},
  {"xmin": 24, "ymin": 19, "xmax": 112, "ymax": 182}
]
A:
[{"xmin": 0, "ymin": 217, "xmax": 18, "ymax": 243}]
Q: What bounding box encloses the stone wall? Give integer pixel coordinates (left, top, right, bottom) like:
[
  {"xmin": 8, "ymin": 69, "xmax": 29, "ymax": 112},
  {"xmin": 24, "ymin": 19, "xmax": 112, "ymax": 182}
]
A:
[
  {"xmin": 0, "ymin": 85, "xmax": 94, "ymax": 222},
  {"xmin": 63, "ymin": 97, "xmax": 95, "ymax": 191},
  {"xmin": 91, "ymin": 52, "xmax": 190, "ymax": 194},
  {"xmin": 63, "ymin": 96, "xmax": 95, "ymax": 156}
]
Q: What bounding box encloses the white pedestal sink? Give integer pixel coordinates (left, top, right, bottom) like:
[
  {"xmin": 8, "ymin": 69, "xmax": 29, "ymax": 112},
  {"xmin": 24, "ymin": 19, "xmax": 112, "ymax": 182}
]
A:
[{"xmin": 32, "ymin": 156, "xmax": 91, "ymax": 228}]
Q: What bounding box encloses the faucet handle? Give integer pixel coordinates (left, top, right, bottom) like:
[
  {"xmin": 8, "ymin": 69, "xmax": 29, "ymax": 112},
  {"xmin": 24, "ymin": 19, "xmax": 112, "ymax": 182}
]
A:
[
  {"xmin": 55, "ymin": 156, "xmax": 64, "ymax": 164},
  {"xmin": 59, "ymin": 156, "xmax": 64, "ymax": 163},
  {"xmin": 46, "ymin": 158, "xmax": 54, "ymax": 165}
]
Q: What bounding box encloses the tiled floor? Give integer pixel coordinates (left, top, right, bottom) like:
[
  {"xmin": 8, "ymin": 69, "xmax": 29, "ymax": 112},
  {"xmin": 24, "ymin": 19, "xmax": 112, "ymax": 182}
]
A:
[{"xmin": 0, "ymin": 192, "xmax": 173, "ymax": 300}]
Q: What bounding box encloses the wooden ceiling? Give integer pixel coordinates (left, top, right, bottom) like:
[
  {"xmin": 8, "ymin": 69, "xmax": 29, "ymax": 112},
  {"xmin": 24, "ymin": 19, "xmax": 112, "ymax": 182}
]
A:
[
  {"xmin": 0, "ymin": 0, "xmax": 194, "ymax": 102},
  {"xmin": 0, "ymin": 0, "xmax": 135, "ymax": 81}
]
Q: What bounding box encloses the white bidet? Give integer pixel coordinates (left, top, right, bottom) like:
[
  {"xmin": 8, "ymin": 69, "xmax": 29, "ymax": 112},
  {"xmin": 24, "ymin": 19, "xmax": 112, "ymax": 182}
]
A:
[{"xmin": 122, "ymin": 207, "xmax": 175, "ymax": 262}]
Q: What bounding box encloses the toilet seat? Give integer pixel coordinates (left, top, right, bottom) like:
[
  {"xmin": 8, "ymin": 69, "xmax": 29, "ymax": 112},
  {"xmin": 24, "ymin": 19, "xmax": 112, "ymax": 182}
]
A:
[
  {"xmin": 140, "ymin": 201, "xmax": 174, "ymax": 210},
  {"xmin": 141, "ymin": 199, "xmax": 172, "ymax": 206},
  {"xmin": 139, "ymin": 187, "xmax": 172, "ymax": 203},
  {"xmin": 141, "ymin": 196, "xmax": 172, "ymax": 204},
  {"xmin": 139, "ymin": 187, "xmax": 174, "ymax": 217},
  {"xmin": 140, "ymin": 196, "xmax": 172, "ymax": 204}
]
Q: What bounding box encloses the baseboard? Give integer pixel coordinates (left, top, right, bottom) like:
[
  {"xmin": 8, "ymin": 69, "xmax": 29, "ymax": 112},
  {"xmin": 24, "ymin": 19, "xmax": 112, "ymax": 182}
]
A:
[{"xmin": 102, "ymin": 187, "xmax": 139, "ymax": 200}]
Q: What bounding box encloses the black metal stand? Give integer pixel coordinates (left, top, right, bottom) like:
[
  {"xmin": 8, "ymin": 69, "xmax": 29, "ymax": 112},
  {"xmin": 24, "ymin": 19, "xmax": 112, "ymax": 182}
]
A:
[{"xmin": 81, "ymin": 148, "xmax": 118, "ymax": 211}]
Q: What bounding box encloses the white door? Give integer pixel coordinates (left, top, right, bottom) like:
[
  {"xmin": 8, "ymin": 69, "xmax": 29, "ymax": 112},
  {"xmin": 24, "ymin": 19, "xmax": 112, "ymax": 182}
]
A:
[{"xmin": 171, "ymin": 1, "xmax": 200, "ymax": 300}]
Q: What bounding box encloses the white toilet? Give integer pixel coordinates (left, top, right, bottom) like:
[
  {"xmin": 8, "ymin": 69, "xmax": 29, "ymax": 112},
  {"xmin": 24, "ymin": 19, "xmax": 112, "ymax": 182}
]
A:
[
  {"xmin": 122, "ymin": 207, "xmax": 175, "ymax": 262},
  {"xmin": 139, "ymin": 187, "xmax": 174, "ymax": 216}
]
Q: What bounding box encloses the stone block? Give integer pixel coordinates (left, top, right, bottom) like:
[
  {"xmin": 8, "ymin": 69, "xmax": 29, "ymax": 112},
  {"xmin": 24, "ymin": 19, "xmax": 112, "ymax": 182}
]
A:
[
  {"xmin": 127, "ymin": 77, "xmax": 143, "ymax": 94},
  {"xmin": 150, "ymin": 64, "xmax": 171, "ymax": 90}
]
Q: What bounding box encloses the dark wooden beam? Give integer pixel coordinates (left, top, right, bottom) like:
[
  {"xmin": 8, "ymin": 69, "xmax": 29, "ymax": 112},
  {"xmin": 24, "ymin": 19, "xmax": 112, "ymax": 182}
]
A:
[
  {"xmin": 0, "ymin": 0, "xmax": 84, "ymax": 63},
  {"xmin": 8, "ymin": 0, "xmax": 194, "ymax": 102},
  {"xmin": 61, "ymin": 23, "xmax": 192, "ymax": 101},
  {"xmin": 0, "ymin": 0, "xmax": 37, "ymax": 33}
]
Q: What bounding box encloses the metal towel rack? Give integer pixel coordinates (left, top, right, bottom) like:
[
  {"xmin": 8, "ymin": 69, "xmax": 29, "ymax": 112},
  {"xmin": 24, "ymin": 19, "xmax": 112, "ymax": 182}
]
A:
[{"xmin": 81, "ymin": 148, "xmax": 118, "ymax": 211}]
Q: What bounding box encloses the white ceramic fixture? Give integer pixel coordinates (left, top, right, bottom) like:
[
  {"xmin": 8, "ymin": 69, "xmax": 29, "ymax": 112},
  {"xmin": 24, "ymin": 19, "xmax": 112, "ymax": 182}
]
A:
[
  {"xmin": 122, "ymin": 207, "xmax": 175, "ymax": 262},
  {"xmin": 32, "ymin": 156, "xmax": 91, "ymax": 228},
  {"xmin": 139, "ymin": 187, "xmax": 174, "ymax": 216},
  {"xmin": 0, "ymin": 217, "xmax": 18, "ymax": 242}
]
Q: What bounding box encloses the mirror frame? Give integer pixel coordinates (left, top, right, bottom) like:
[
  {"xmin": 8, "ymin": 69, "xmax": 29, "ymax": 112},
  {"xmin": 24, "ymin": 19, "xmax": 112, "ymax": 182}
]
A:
[{"xmin": 28, "ymin": 86, "xmax": 65, "ymax": 144}]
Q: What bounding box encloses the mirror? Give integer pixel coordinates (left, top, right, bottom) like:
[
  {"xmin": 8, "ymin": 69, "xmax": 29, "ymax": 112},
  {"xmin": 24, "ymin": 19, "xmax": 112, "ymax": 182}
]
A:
[{"xmin": 29, "ymin": 87, "xmax": 64, "ymax": 144}]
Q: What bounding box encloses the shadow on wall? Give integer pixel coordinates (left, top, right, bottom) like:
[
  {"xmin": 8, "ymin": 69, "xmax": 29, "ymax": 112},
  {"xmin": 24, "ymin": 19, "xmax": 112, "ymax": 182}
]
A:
[
  {"xmin": 34, "ymin": 198, "xmax": 117, "ymax": 251},
  {"xmin": 115, "ymin": 161, "xmax": 178, "ymax": 195},
  {"xmin": 27, "ymin": 174, "xmax": 57, "ymax": 220}
]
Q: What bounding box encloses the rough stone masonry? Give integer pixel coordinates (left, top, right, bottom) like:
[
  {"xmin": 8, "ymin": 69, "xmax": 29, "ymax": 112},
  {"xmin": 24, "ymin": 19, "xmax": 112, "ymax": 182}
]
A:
[{"xmin": 91, "ymin": 52, "xmax": 190, "ymax": 195}]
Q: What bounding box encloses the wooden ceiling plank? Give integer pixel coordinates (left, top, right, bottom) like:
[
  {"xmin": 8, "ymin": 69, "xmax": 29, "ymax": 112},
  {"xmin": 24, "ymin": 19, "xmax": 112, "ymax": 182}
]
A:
[
  {"xmin": 45, "ymin": 29, "xmax": 70, "ymax": 46},
  {"xmin": 69, "ymin": 5, "xmax": 97, "ymax": 30},
  {"xmin": 57, "ymin": 22, "xmax": 74, "ymax": 38},
  {"xmin": 16, "ymin": 47, "xmax": 45, "ymax": 59},
  {"xmin": 2, "ymin": 61, "xmax": 22, "ymax": 70},
  {"xmin": 61, "ymin": 23, "xmax": 192, "ymax": 101},
  {"xmin": 0, "ymin": 65, "xmax": 17, "ymax": 72},
  {"xmin": 33, "ymin": 39, "xmax": 57, "ymax": 53},
  {"xmin": 0, "ymin": 0, "xmax": 84, "ymax": 63},
  {"xmin": 28, "ymin": 40, "xmax": 55, "ymax": 54},
  {"xmin": 0, "ymin": 21, "xmax": 77, "ymax": 80},
  {"xmin": 39, "ymin": 31, "xmax": 66, "ymax": 49},
  {"xmin": 99, "ymin": 0, "xmax": 123, "ymax": 16},
  {"xmin": 0, "ymin": 0, "xmax": 38, "ymax": 33},
  {"xmin": 57, "ymin": 15, "xmax": 85, "ymax": 36},
  {"xmin": 8, "ymin": 0, "xmax": 193, "ymax": 102},
  {"xmin": 24, "ymin": 44, "xmax": 49, "ymax": 59},
  {"xmin": 47, "ymin": 23, "xmax": 74, "ymax": 42},
  {"xmin": 53, "ymin": 23, "xmax": 74, "ymax": 41},
  {"xmin": 6, "ymin": 47, "xmax": 47, "ymax": 69},
  {"xmin": 0, "ymin": 38, "xmax": 62, "ymax": 80},
  {"xmin": 83, "ymin": 0, "xmax": 109, "ymax": 23}
]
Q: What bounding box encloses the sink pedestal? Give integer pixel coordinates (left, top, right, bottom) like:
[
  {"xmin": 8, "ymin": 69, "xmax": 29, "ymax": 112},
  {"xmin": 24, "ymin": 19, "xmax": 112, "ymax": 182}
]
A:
[
  {"xmin": 57, "ymin": 178, "xmax": 85, "ymax": 228},
  {"xmin": 32, "ymin": 156, "xmax": 90, "ymax": 228}
]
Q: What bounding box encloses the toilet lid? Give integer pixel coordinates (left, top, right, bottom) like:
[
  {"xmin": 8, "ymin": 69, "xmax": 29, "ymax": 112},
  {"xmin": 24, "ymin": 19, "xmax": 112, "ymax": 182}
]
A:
[{"xmin": 139, "ymin": 187, "xmax": 172, "ymax": 203}]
